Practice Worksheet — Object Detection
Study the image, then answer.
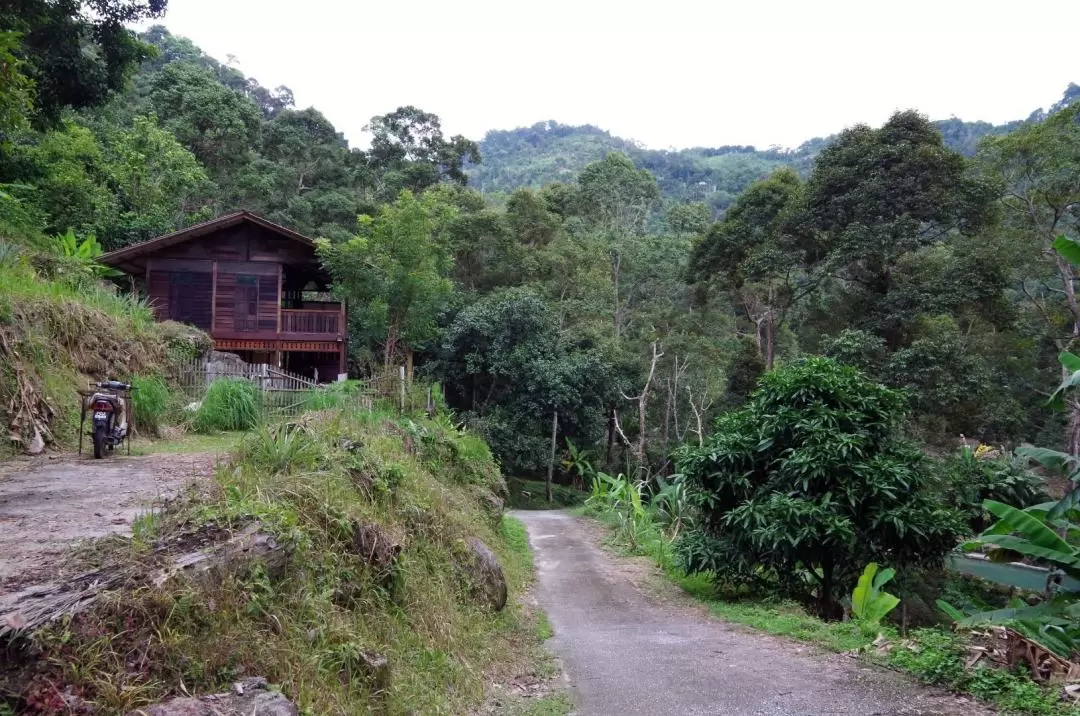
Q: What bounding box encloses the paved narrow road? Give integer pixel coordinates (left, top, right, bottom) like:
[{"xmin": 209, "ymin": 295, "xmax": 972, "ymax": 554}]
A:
[{"xmin": 516, "ymin": 511, "xmax": 987, "ymax": 716}]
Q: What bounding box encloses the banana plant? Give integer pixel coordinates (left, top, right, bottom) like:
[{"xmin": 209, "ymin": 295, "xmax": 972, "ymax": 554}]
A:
[
  {"xmin": 850, "ymin": 562, "xmax": 901, "ymax": 625},
  {"xmin": 963, "ymin": 500, "xmax": 1080, "ymax": 580},
  {"xmin": 55, "ymin": 229, "xmax": 121, "ymax": 278}
]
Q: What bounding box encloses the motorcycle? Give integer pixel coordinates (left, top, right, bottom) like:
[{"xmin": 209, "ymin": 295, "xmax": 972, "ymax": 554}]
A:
[{"xmin": 79, "ymin": 380, "xmax": 135, "ymax": 459}]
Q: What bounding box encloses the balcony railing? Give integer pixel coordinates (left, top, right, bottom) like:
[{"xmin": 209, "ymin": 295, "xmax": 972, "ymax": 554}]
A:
[{"xmin": 281, "ymin": 308, "xmax": 341, "ymax": 335}]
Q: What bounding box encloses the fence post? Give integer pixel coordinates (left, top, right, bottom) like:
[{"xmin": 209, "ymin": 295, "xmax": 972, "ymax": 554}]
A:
[
  {"xmin": 546, "ymin": 411, "xmax": 558, "ymax": 504},
  {"xmin": 399, "ymin": 365, "xmax": 406, "ymax": 414}
]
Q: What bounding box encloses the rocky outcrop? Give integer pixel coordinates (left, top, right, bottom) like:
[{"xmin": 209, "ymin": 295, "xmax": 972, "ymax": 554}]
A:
[
  {"xmin": 137, "ymin": 677, "xmax": 297, "ymax": 716},
  {"xmin": 462, "ymin": 537, "xmax": 507, "ymax": 611}
]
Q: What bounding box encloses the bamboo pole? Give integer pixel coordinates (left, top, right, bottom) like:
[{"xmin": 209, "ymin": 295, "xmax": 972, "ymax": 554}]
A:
[{"xmin": 546, "ymin": 411, "xmax": 558, "ymax": 503}]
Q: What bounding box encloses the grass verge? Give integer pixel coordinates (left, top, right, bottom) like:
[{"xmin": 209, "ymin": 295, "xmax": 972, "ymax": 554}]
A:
[{"xmin": 583, "ymin": 506, "xmax": 1077, "ymax": 716}]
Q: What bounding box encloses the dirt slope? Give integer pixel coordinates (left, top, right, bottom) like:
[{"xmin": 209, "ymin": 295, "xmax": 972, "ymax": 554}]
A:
[{"xmin": 516, "ymin": 510, "xmax": 990, "ymax": 716}]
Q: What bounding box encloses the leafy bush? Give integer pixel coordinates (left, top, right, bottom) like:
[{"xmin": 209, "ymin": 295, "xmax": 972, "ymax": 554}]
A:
[
  {"xmin": 191, "ymin": 378, "xmax": 262, "ymax": 432},
  {"xmin": 676, "ymin": 357, "xmax": 965, "ymax": 617},
  {"xmin": 937, "ymin": 446, "xmax": 1050, "ymax": 533},
  {"xmin": 130, "ymin": 375, "xmax": 172, "ymax": 436}
]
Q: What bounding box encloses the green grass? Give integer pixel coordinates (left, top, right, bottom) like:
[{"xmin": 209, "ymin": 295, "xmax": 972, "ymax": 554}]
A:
[
  {"xmin": 131, "ymin": 375, "xmax": 173, "ymax": 436},
  {"xmin": 510, "ymin": 692, "xmax": 574, "ymax": 715},
  {"xmin": 535, "ymin": 611, "xmax": 554, "ymax": 641},
  {"xmin": 191, "ymin": 378, "xmax": 262, "ymax": 433},
  {"xmin": 131, "ymin": 431, "xmax": 243, "ymax": 456}
]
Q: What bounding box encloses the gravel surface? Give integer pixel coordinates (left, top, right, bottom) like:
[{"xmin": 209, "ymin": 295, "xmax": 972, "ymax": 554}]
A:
[
  {"xmin": 0, "ymin": 452, "xmax": 217, "ymax": 593},
  {"xmin": 515, "ymin": 510, "xmax": 991, "ymax": 716}
]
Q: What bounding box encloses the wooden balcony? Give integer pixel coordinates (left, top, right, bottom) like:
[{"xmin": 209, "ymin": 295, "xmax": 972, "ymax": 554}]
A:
[
  {"xmin": 282, "ymin": 308, "xmax": 341, "ymax": 335},
  {"xmin": 210, "ymin": 303, "xmax": 345, "ymax": 351}
]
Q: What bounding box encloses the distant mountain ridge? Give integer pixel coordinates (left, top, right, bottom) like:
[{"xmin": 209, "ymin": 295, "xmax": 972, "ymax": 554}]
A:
[{"xmin": 469, "ymin": 84, "xmax": 1080, "ymax": 213}]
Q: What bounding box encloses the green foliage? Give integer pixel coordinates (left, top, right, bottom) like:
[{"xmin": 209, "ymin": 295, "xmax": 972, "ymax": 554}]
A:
[
  {"xmin": 2, "ymin": 0, "xmax": 167, "ymax": 123},
  {"xmin": 191, "ymin": 379, "xmax": 262, "ymax": 433},
  {"xmin": 435, "ymin": 287, "xmax": 613, "ymax": 474},
  {"xmin": 937, "ymin": 446, "xmax": 1050, "ymax": 533},
  {"xmin": 130, "ymin": 375, "xmax": 172, "ymax": 436},
  {"xmin": 850, "ymin": 563, "xmax": 900, "ymax": 626},
  {"xmin": 584, "ymin": 472, "xmax": 650, "ymax": 548},
  {"xmin": 965, "ymin": 500, "xmax": 1080, "ymax": 580},
  {"xmin": 0, "ymin": 31, "xmax": 33, "ymax": 137},
  {"xmin": 677, "ymin": 357, "xmax": 964, "ymax": 616},
  {"xmin": 319, "ymin": 190, "xmax": 454, "ymax": 369}
]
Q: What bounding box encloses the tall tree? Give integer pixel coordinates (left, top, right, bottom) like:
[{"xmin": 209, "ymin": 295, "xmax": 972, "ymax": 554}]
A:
[
  {"xmin": 576, "ymin": 152, "xmax": 661, "ymax": 341},
  {"xmin": 981, "ymin": 102, "xmax": 1080, "ymax": 451},
  {"xmin": 3, "ymin": 1, "xmax": 168, "ymax": 123},
  {"xmin": 691, "ymin": 168, "xmax": 806, "ymax": 368},
  {"xmin": 364, "ymin": 106, "xmax": 480, "ymax": 198},
  {"xmin": 799, "ymin": 110, "xmax": 996, "ymax": 347},
  {"xmin": 148, "ymin": 62, "xmax": 261, "ymax": 178},
  {"xmin": 318, "ymin": 190, "xmax": 455, "ymax": 374}
]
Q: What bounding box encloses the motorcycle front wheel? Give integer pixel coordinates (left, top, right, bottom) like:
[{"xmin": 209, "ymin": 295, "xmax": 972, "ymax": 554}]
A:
[{"xmin": 92, "ymin": 424, "xmax": 106, "ymax": 459}]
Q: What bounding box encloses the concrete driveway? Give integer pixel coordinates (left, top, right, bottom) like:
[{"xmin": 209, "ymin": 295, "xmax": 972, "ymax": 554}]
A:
[{"xmin": 515, "ymin": 510, "xmax": 989, "ymax": 716}]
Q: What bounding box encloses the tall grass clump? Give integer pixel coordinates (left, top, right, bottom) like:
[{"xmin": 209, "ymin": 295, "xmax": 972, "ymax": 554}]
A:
[
  {"xmin": 191, "ymin": 378, "xmax": 262, "ymax": 433},
  {"xmin": 130, "ymin": 375, "xmax": 173, "ymax": 436},
  {"xmin": 301, "ymin": 379, "xmax": 367, "ymax": 412}
]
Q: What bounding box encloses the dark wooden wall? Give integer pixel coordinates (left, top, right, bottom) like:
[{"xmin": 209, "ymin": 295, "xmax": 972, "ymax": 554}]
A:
[{"xmin": 140, "ymin": 223, "xmax": 342, "ymax": 368}]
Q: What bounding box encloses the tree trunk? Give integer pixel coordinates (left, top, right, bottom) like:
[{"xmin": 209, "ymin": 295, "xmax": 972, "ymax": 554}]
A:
[
  {"xmin": 405, "ymin": 346, "xmax": 414, "ymax": 384},
  {"xmin": 764, "ymin": 311, "xmax": 775, "ymax": 370},
  {"xmin": 611, "ymin": 250, "xmax": 622, "ymax": 341},
  {"xmin": 819, "ymin": 559, "xmax": 835, "ymax": 620},
  {"xmin": 1056, "ymin": 254, "xmax": 1080, "ymax": 455},
  {"xmin": 606, "ymin": 409, "xmax": 616, "ymax": 466},
  {"xmin": 546, "ymin": 411, "xmax": 558, "ymax": 503}
]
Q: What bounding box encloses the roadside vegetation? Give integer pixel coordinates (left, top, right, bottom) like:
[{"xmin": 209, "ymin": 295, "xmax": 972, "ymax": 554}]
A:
[
  {"xmin": 0, "ymin": 406, "xmax": 561, "ymax": 714},
  {"xmin": 580, "ymin": 353, "xmax": 1080, "ymax": 715}
]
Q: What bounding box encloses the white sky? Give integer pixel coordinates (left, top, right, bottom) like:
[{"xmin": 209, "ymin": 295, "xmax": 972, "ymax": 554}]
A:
[{"xmin": 146, "ymin": 0, "xmax": 1080, "ymax": 150}]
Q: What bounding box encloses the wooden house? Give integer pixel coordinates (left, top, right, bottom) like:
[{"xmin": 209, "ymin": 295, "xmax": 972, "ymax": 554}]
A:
[{"xmin": 100, "ymin": 211, "xmax": 346, "ymax": 382}]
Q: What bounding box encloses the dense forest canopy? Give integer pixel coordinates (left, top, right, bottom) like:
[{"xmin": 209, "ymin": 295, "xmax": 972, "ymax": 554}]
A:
[{"xmin": 3, "ymin": 8, "xmax": 1080, "ymax": 479}]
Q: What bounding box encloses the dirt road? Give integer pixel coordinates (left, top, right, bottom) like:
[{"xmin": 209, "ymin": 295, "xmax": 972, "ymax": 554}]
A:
[
  {"xmin": 516, "ymin": 511, "xmax": 989, "ymax": 716},
  {"xmin": 0, "ymin": 452, "xmax": 218, "ymax": 593}
]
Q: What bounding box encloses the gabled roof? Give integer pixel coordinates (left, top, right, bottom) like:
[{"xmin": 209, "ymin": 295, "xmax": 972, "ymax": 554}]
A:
[{"xmin": 99, "ymin": 211, "xmax": 317, "ymax": 271}]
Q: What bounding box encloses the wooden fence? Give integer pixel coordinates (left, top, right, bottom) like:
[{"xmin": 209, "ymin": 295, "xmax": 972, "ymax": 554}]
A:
[{"xmin": 168, "ymin": 358, "xmax": 376, "ymax": 418}]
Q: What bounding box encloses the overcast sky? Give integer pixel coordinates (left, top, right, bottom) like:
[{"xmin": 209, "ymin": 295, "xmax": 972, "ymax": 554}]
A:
[{"xmin": 146, "ymin": 0, "xmax": 1079, "ymax": 150}]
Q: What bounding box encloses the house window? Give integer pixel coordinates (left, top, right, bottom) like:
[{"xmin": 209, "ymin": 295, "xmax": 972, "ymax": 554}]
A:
[
  {"xmin": 168, "ymin": 273, "xmax": 194, "ymax": 323},
  {"xmin": 234, "ymin": 275, "xmax": 259, "ymax": 332}
]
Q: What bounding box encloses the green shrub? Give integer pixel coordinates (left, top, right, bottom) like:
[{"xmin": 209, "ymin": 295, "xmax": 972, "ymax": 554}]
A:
[
  {"xmin": 131, "ymin": 375, "xmax": 172, "ymax": 436},
  {"xmin": 676, "ymin": 357, "xmax": 965, "ymax": 617},
  {"xmin": 191, "ymin": 378, "xmax": 262, "ymax": 433},
  {"xmin": 937, "ymin": 446, "xmax": 1049, "ymax": 533}
]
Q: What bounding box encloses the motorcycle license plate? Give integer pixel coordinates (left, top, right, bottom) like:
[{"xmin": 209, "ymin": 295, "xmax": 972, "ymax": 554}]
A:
[{"xmin": 93, "ymin": 411, "xmax": 108, "ymax": 420}]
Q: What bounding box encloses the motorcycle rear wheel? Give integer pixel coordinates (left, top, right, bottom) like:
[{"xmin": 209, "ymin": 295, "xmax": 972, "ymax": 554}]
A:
[{"xmin": 92, "ymin": 424, "xmax": 106, "ymax": 459}]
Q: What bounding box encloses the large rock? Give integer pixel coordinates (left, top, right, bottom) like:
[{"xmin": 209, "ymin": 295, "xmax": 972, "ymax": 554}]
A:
[
  {"xmin": 463, "ymin": 537, "xmax": 507, "ymax": 611},
  {"xmin": 137, "ymin": 677, "xmax": 297, "ymax": 716},
  {"xmin": 352, "ymin": 520, "xmax": 401, "ymax": 584}
]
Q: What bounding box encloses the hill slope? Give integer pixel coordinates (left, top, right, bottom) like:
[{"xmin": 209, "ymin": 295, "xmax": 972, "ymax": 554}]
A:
[{"xmin": 469, "ymin": 84, "xmax": 1079, "ymax": 212}]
